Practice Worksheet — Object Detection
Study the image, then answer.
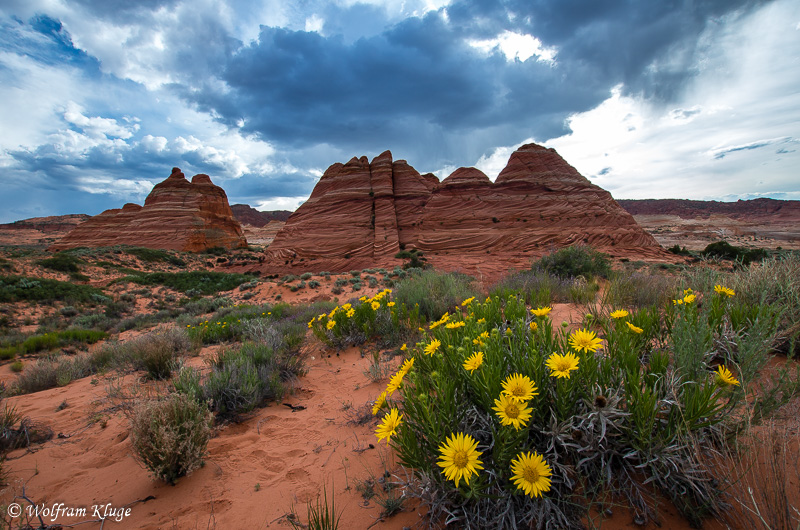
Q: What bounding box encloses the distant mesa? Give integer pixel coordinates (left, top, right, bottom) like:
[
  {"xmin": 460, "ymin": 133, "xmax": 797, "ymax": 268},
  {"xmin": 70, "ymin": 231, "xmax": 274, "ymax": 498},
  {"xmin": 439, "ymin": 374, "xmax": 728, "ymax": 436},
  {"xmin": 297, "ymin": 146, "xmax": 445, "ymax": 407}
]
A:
[
  {"xmin": 263, "ymin": 143, "xmax": 663, "ymax": 273},
  {"xmin": 230, "ymin": 204, "xmax": 293, "ymax": 227},
  {"xmin": 51, "ymin": 168, "xmax": 247, "ymax": 253}
]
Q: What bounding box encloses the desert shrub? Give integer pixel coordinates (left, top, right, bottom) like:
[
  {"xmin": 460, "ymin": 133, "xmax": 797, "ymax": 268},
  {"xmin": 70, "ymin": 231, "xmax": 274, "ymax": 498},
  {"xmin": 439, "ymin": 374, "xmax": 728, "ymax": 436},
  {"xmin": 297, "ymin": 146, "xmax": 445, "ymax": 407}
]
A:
[
  {"xmin": 309, "ymin": 290, "xmax": 420, "ymax": 350},
  {"xmin": 172, "ymin": 366, "xmax": 204, "ymax": 403},
  {"xmin": 120, "ymin": 271, "xmax": 253, "ymax": 295},
  {"xmin": 102, "ymin": 328, "xmax": 191, "ymax": 378},
  {"xmin": 203, "ymin": 342, "xmax": 286, "ymax": 418},
  {"xmin": 204, "ymin": 246, "xmax": 227, "ymax": 256},
  {"xmin": 0, "ymin": 403, "xmax": 53, "ymax": 451},
  {"xmin": 59, "ymin": 306, "xmax": 78, "ymax": 318},
  {"xmin": 0, "ymin": 275, "xmax": 104, "ymax": 304},
  {"xmin": 603, "ymin": 270, "xmax": 677, "ymax": 309},
  {"xmin": 14, "ymin": 355, "xmax": 90, "ymax": 393},
  {"xmin": 4, "ymin": 329, "xmax": 108, "ymax": 356},
  {"xmin": 239, "ymin": 280, "xmax": 258, "ymax": 291},
  {"xmin": 125, "ymin": 246, "xmax": 186, "ymax": 267},
  {"xmin": 532, "ymin": 245, "xmax": 611, "ymax": 280},
  {"xmin": 393, "ymin": 270, "xmax": 479, "ymax": 322},
  {"xmin": 701, "ymin": 240, "xmax": 767, "ymax": 266},
  {"xmin": 668, "ymin": 244, "xmax": 691, "ymax": 256},
  {"xmin": 308, "ymin": 280, "xmax": 321, "ymax": 289},
  {"xmin": 129, "ymin": 393, "xmax": 212, "ymax": 484},
  {"xmin": 683, "ymin": 255, "xmax": 800, "ymax": 357},
  {"xmin": 394, "ymin": 249, "xmax": 427, "ymax": 269},
  {"xmin": 351, "ymin": 282, "xmax": 362, "ymax": 292},
  {"xmin": 375, "ymin": 285, "xmax": 779, "ymax": 529},
  {"xmin": 300, "ymin": 272, "xmax": 313, "ymax": 280},
  {"xmin": 71, "ymin": 312, "xmax": 114, "ymax": 331},
  {"xmin": 491, "ymin": 270, "xmax": 574, "ymax": 306},
  {"xmin": 36, "ymin": 253, "xmax": 82, "ymax": 273},
  {"xmin": 9, "ymin": 360, "xmax": 23, "ymax": 373},
  {"xmin": 331, "ymin": 286, "xmax": 343, "ymax": 295}
]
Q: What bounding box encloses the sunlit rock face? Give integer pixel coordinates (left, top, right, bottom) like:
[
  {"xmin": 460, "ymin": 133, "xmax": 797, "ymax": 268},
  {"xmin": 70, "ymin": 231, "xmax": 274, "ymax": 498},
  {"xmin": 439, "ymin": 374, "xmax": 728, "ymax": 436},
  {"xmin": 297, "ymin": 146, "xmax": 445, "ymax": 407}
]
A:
[
  {"xmin": 264, "ymin": 143, "xmax": 661, "ymax": 271},
  {"xmin": 51, "ymin": 168, "xmax": 247, "ymax": 252}
]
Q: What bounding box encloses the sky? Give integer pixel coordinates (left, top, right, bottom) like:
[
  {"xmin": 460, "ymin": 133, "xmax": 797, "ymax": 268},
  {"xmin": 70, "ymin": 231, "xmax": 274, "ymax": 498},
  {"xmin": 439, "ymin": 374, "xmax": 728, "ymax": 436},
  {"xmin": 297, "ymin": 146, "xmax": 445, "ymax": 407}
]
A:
[{"xmin": 0, "ymin": 0, "xmax": 798, "ymax": 223}]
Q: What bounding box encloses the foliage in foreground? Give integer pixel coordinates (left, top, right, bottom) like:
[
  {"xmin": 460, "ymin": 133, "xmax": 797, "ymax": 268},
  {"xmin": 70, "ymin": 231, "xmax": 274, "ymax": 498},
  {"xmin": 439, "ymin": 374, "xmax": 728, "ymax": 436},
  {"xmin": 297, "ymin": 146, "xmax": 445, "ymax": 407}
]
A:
[
  {"xmin": 130, "ymin": 393, "xmax": 212, "ymax": 484},
  {"xmin": 372, "ymin": 286, "xmax": 780, "ymax": 528}
]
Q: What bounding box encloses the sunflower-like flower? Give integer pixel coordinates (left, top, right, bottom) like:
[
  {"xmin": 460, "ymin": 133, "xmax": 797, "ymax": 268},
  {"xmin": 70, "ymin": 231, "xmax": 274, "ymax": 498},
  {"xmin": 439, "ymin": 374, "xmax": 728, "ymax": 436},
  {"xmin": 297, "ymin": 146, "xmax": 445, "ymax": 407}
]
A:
[
  {"xmin": 545, "ymin": 352, "xmax": 580, "ymax": 379},
  {"xmin": 529, "ymin": 321, "xmax": 538, "ymax": 332},
  {"xmin": 501, "ymin": 373, "xmax": 538, "ymax": 402},
  {"xmin": 372, "ymin": 391, "xmax": 387, "ymax": 415},
  {"xmin": 386, "ymin": 370, "xmax": 405, "ymax": 395},
  {"xmin": 714, "ymin": 285, "xmax": 736, "ymax": 297},
  {"xmin": 326, "ymin": 320, "xmax": 336, "ymax": 330},
  {"xmin": 346, "ymin": 308, "xmax": 355, "ymax": 318},
  {"xmin": 399, "ymin": 357, "xmax": 414, "ymax": 375},
  {"xmin": 341, "ymin": 303, "xmax": 352, "ymax": 310},
  {"xmin": 461, "ymin": 297, "xmax": 475, "ymax": 306},
  {"xmin": 437, "ymin": 432, "xmax": 484, "ymax": 487},
  {"xmin": 610, "ymin": 309, "xmax": 629, "ymax": 319},
  {"xmin": 387, "ymin": 301, "xmax": 396, "ymax": 307},
  {"xmin": 568, "ymin": 328, "xmax": 603, "ymax": 353},
  {"xmin": 375, "ymin": 407, "xmax": 402, "ymax": 443},
  {"xmin": 424, "ymin": 339, "xmax": 441, "ymax": 356},
  {"xmin": 400, "ymin": 343, "xmax": 407, "ymax": 351},
  {"xmin": 715, "ymin": 365, "xmax": 740, "ymax": 387},
  {"xmin": 492, "ymin": 394, "xmax": 533, "ymax": 430},
  {"xmin": 510, "ymin": 451, "xmax": 552, "ymax": 498},
  {"xmin": 626, "ymin": 321, "xmax": 643, "ymax": 334},
  {"xmin": 445, "ymin": 321, "xmax": 466, "ymax": 329},
  {"xmin": 462, "ymin": 351, "xmax": 484, "ymax": 373},
  {"xmin": 530, "ymin": 307, "xmax": 552, "ymax": 317},
  {"xmin": 683, "ymin": 293, "xmax": 696, "ymax": 304},
  {"xmin": 371, "ymin": 300, "xmax": 381, "ymax": 311}
]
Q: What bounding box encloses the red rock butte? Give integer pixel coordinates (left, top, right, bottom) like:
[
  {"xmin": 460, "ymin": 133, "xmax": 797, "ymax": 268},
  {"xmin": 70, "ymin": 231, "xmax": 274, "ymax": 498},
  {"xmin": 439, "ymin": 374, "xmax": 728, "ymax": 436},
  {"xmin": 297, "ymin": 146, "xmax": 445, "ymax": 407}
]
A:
[
  {"xmin": 51, "ymin": 168, "xmax": 247, "ymax": 252},
  {"xmin": 263, "ymin": 143, "xmax": 664, "ymax": 274}
]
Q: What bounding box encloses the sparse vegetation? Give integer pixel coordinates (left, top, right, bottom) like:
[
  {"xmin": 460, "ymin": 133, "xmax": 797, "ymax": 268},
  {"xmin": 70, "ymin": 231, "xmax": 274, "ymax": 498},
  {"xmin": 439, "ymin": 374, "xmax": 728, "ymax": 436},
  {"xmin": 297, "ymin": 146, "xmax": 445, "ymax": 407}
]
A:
[
  {"xmin": 129, "ymin": 393, "xmax": 212, "ymax": 484},
  {"xmin": 120, "ymin": 271, "xmax": 255, "ymax": 295}
]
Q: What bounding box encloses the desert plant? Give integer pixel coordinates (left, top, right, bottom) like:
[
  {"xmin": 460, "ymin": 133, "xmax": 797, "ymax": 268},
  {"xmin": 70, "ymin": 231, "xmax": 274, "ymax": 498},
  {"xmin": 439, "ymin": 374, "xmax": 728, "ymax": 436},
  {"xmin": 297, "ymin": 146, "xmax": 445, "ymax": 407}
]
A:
[
  {"xmin": 373, "ymin": 286, "xmax": 769, "ymax": 528},
  {"xmin": 289, "ymin": 483, "xmax": 342, "ymax": 530},
  {"xmin": 532, "ymin": 245, "xmax": 612, "ymax": 280},
  {"xmin": 129, "ymin": 393, "xmax": 212, "ymax": 484},
  {"xmin": 393, "ymin": 270, "xmax": 478, "ymax": 322}
]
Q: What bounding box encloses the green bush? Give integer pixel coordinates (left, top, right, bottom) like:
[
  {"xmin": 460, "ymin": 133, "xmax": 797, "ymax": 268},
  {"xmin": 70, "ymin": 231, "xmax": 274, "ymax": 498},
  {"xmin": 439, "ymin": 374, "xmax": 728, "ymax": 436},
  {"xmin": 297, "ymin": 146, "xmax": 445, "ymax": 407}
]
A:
[
  {"xmin": 203, "ymin": 342, "xmax": 286, "ymax": 418},
  {"xmin": 0, "ymin": 275, "xmax": 105, "ymax": 304},
  {"xmin": 130, "ymin": 393, "xmax": 212, "ymax": 484},
  {"xmin": 533, "ymin": 245, "xmax": 611, "ymax": 280},
  {"xmin": 120, "ymin": 271, "xmax": 254, "ymax": 295},
  {"xmin": 104, "ymin": 328, "xmax": 191, "ymax": 379},
  {"xmin": 36, "ymin": 253, "xmax": 82, "ymax": 273},
  {"xmin": 126, "ymin": 247, "xmax": 186, "ymax": 267},
  {"xmin": 701, "ymin": 240, "xmax": 768, "ymax": 266},
  {"xmin": 394, "ymin": 270, "xmax": 478, "ymax": 322},
  {"xmin": 375, "ymin": 285, "xmax": 778, "ymax": 528}
]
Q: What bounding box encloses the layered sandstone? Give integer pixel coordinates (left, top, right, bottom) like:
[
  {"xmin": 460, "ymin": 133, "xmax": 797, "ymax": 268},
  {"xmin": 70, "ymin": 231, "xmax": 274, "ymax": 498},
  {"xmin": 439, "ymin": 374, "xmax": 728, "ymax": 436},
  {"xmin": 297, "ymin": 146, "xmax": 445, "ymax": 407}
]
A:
[
  {"xmin": 264, "ymin": 144, "xmax": 662, "ymax": 271},
  {"xmin": 51, "ymin": 168, "xmax": 247, "ymax": 252}
]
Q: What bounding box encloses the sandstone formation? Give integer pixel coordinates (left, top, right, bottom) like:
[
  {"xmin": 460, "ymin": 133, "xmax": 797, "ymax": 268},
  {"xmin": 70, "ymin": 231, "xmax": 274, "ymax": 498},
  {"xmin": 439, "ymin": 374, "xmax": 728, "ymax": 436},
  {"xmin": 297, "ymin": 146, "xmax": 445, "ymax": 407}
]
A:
[
  {"xmin": 264, "ymin": 143, "xmax": 662, "ymax": 272},
  {"xmin": 618, "ymin": 198, "xmax": 800, "ymax": 220},
  {"xmin": 230, "ymin": 204, "xmax": 292, "ymax": 227},
  {"xmin": 51, "ymin": 168, "xmax": 247, "ymax": 252}
]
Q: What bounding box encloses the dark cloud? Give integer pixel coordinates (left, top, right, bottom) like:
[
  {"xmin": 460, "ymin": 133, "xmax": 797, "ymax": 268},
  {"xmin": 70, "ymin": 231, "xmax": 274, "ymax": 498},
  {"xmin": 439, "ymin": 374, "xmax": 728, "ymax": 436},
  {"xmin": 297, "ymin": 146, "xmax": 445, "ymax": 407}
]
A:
[{"xmin": 178, "ymin": 0, "xmax": 766, "ymax": 165}]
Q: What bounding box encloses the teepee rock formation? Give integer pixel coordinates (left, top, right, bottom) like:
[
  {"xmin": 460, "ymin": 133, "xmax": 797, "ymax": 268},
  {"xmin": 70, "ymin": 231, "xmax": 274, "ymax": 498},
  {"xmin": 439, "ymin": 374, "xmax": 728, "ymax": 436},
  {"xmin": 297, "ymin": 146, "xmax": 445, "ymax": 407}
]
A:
[
  {"xmin": 51, "ymin": 168, "xmax": 247, "ymax": 252},
  {"xmin": 264, "ymin": 143, "xmax": 662, "ymax": 270}
]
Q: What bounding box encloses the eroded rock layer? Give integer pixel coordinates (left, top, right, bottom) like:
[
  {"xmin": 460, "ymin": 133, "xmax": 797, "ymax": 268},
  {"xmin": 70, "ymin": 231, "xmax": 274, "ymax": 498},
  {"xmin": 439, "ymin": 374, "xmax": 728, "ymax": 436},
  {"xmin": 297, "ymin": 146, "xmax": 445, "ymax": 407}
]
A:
[
  {"xmin": 264, "ymin": 143, "xmax": 663, "ymax": 271},
  {"xmin": 51, "ymin": 168, "xmax": 247, "ymax": 252}
]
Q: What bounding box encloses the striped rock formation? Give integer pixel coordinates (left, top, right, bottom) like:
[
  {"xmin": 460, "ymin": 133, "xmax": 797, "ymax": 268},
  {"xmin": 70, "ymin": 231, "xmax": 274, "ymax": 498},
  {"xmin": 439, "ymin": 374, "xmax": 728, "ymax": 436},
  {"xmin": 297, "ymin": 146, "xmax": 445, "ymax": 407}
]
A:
[
  {"xmin": 264, "ymin": 143, "xmax": 662, "ymax": 272},
  {"xmin": 51, "ymin": 168, "xmax": 247, "ymax": 252}
]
